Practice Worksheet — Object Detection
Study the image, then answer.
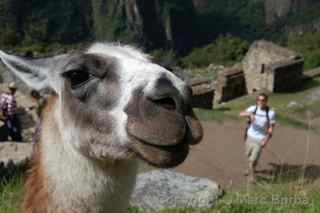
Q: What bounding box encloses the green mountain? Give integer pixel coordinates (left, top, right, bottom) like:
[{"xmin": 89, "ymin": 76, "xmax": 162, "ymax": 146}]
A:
[
  {"xmin": 0, "ymin": 0, "xmax": 319, "ymax": 53},
  {"xmin": 193, "ymin": 0, "xmax": 320, "ymax": 43},
  {"xmin": 0, "ymin": 0, "xmax": 196, "ymax": 53},
  {"xmin": 0, "ymin": 0, "xmax": 92, "ymax": 45},
  {"xmin": 92, "ymin": 0, "xmax": 196, "ymax": 51}
]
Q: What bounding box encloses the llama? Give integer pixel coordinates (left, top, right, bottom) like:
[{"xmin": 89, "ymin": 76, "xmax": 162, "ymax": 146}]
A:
[{"xmin": 0, "ymin": 43, "xmax": 203, "ymax": 213}]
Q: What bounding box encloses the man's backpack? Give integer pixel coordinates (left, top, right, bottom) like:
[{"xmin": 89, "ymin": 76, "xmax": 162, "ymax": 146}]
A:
[{"xmin": 244, "ymin": 105, "xmax": 270, "ymax": 141}]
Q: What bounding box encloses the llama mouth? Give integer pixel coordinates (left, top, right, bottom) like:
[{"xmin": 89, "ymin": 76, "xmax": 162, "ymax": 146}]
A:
[
  {"xmin": 129, "ymin": 134, "xmax": 189, "ymax": 168},
  {"xmin": 126, "ymin": 113, "xmax": 202, "ymax": 167}
]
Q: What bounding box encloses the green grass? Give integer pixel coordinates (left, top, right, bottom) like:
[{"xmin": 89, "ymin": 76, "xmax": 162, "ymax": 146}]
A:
[
  {"xmin": 158, "ymin": 209, "xmax": 211, "ymax": 213},
  {"xmin": 130, "ymin": 207, "xmax": 212, "ymax": 213},
  {"xmin": 194, "ymin": 108, "xmax": 237, "ymax": 122},
  {"xmin": 1, "ymin": 167, "xmax": 320, "ymax": 213},
  {"xmin": 0, "ymin": 161, "xmax": 27, "ymax": 213},
  {"xmin": 0, "ymin": 176, "xmax": 23, "ymax": 213},
  {"xmin": 213, "ymin": 180, "xmax": 320, "ymax": 213}
]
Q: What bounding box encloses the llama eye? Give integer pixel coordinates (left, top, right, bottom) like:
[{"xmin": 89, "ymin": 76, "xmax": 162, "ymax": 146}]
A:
[{"xmin": 63, "ymin": 69, "xmax": 93, "ymax": 88}]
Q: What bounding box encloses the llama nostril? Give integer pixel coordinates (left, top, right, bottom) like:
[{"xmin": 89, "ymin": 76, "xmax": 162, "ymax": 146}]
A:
[
  {"xmin": 148, "ymin": 76, "xmax": 187, "ymax": 112},
  {"xmin": 152, "ymin": 97, "xmax": 176, "ymax": 111}
]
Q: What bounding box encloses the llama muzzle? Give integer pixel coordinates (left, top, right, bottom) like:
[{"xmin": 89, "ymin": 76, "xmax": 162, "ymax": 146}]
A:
[{"xmin": 126, "ymin": 91, "xmax": 203, "ymax": 167}]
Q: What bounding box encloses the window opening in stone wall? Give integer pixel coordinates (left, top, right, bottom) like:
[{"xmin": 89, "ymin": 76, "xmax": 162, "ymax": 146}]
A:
[{"xmin": 261, "ymin": 64, "xmax": 265, "ymax": 74}]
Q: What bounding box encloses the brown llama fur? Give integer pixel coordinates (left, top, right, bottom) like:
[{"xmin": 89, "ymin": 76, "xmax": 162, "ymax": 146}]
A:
[{"xmin": 22, "ymin": 96, "xmax": 57, "ymax": 213}]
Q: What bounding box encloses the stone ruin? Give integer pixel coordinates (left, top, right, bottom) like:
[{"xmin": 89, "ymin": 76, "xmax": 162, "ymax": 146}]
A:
[
  {"xmin": 214, "ymin": 67, "xmax": 246, "ymax": 104},
  {"xmin": 187, "ymin": 40, "xmax": 306, "ymax": 108},
  {"xmin": 187, "ymin": 77, "xmax": 214, "ymax": 109},
  {"xmin": 243, "ymin": 40, "xmax": 304, "ymax": 94}
]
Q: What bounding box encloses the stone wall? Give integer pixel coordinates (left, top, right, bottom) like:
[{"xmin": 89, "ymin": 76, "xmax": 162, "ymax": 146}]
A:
[
  {"xmin": 243, "ymin": 40, "xmax": 303, "ymax": 94},
  {"xmin": 188, "ymin": 77, "xmax": 214, "ymax": 109},
  {"xmin": 214, "ymin": 68, "xmax": 247, "ymax": 104},
  {"xmin": 271, "ymin": 59, "xmax": 304, "ymax": 92}
]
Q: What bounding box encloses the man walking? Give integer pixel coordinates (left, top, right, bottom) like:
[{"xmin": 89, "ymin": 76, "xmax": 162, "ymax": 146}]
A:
[
  {"xmin": 239, "ymin": 93, "xmax": 276, "ymax": 183},
  {"xmin": 0, "ymin": 82, "xmax": 23, "ymax": 141}
]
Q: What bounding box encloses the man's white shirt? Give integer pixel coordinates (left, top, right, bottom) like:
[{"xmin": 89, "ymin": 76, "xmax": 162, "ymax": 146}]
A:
[{"xmin": 246, "ymin": 105, "xmax": 276, "ymax": 141}]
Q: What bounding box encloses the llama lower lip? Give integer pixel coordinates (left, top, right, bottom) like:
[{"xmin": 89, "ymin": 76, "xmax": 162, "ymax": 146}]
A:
[{"xmin": 129, "ymin": 134, "xmax": 189, "ymax": 168}]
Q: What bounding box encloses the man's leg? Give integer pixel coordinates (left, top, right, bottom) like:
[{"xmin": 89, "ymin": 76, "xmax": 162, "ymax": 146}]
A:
[
  {"xmin": 9, "ymin": 117, "xmax": 23, "ymax": 142},
  {"xmin": 244, "ymin": 140, "xmax": 252, "ymax": 176},
  {"xmin": 248, "ymin": 160, "xmax": 258, "ymax": 183},
  {"xmin": 1, "ymin": 120, "xmax": 10, "ymax": 141},
  {"xmin": 246, "ymin": 138, "xmax": 262, "ymax": 183}
]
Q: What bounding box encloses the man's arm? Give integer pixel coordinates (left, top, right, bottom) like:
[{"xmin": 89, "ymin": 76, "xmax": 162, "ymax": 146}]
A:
[
  {"xmin": 239, "ymin": 111, "xmax": 252, "ymax": 117},
  {"xmin": 239, "ymin": 106, "xmax": 255, "ymax": 121},
  {"xmin": 261, "ymin": 124, "xmax": 275, "ymax": 147},
  {"xmin": 262, "ymin": 111, "xmax": 276, "ymax": 147},
  {"xmin": 267, "ymin": 123, "xmax": 275, "ymax": 135}
]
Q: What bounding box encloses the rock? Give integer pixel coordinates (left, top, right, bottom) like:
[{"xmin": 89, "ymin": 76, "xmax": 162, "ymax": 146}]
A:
[
  {"xmin": 171, "ymin": 67, "xmax": 193, "ymax": 81},
  {"xmin": 87, "ymin": 0, "xmax": 196, "ymax": 52},
  {"xmin": 193, "ymin": 0, "xmax": 210, "ymax": 10},
  {"xmin": 287, "ymin": 101, "xmax": 303, "ymax": 109},
  {"xmin": 0, "ymin": 142, "xmax": 33, "ymax": 166},
  {"xmin": 306, "ymin": 88, "xmax": 320, "ymax": 102},
  {"xmin": 131, "ymin": 170, "xmax": 222, "ymax": 213},
  {"xmin": 265, "ymin": 0, "xmax": 314, "ymax": 25},
  {"xmin": 207, "ymin": 64, "xmax": 225, "ymax": 73}
]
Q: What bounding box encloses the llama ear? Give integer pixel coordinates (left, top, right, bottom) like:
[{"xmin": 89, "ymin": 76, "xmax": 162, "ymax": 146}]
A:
[{"xmin": 0, "ymin": 50, "xmax": 50, "ymax": 90}]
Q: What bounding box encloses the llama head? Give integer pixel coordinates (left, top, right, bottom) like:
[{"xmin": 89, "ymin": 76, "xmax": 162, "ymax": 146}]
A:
[{"xmin": 0, "ymin": 43, "xmax": 203, "ymax": 167}]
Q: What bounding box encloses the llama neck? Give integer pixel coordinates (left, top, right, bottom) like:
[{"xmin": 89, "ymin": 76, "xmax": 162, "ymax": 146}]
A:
[{"xmin": 23, "ymin": 98, "xmax": 138, "ymax": 213}]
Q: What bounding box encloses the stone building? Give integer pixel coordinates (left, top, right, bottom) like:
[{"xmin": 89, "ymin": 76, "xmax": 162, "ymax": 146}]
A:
[
  {"xmin": 214, "ymin": 68, "xmax": 247, "ymax": 104},
  {"xmin": 243, "ymin": 40, "xmax": 304, "ymax": 94}
]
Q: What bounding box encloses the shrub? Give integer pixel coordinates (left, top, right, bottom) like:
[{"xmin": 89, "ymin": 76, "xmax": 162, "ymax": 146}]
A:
[
  {"xmin": 181, "ymin": 35, "xmax": 249, "ymax": 68},
  {"xmin": 151, "ymin": 49, "xmax": 178, "ymax": 67},
  {"xmin": 0, "ymin": 25, "xmax": 19, "ymax": 47},
  {"xmin": 287, "ymin": 32, "xmax": 320, "ymax": 70}
]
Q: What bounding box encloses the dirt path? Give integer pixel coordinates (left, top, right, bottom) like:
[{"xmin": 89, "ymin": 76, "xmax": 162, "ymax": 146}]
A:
[{"xmin": 176, "ymin": 121, "xmax": 320, "ymax": 187}]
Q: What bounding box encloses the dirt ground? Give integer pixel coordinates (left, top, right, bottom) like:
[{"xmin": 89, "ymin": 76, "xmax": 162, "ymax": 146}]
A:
[{"xmin": 176, "ymin": 121, "xmax": 320, "ymax": 188}]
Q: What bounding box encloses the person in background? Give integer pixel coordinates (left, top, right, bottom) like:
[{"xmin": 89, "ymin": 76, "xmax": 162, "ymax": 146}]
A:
[
  {"xmin": 239, "ymin": 93, "xmax": 276, "ymax": 183},
  {"xmin": 0, "ymin": 82, "xmax": 23, "ymax": 141}
]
